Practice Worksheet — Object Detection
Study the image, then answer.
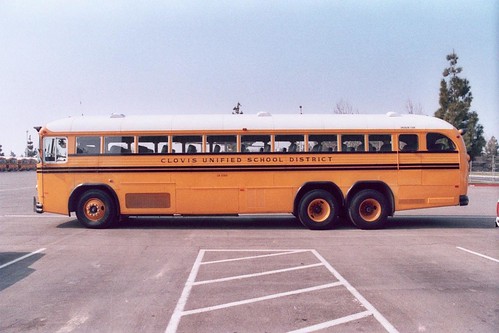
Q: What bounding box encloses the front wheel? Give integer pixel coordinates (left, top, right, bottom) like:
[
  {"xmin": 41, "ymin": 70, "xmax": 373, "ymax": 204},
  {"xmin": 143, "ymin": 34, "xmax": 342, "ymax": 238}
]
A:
[
  {"xmin": 298, "ymin": 190, "xmax": 339, "ymax": 230},
  {"xmin": 348, "ymin": 190, "xmax": 388, "ymax": 229},
  {"xmin": 76, "ymin": 190, "xmax": 117, "ymax": 229}
]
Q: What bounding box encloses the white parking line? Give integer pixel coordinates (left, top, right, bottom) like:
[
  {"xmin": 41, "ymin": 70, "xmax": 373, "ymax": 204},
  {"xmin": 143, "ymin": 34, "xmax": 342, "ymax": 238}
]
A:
[
  {"xmin": 194, "ymin": 263, "xmax": 324, "ymax": 285},
  {"xmin": 0, "ymin": 248, "xmax": 46, "ymax": 270},
  {"xmin": 311, "ymin": 250, "xmax": 399, "ymax": 333},
  {"xmin": 288, "ymin": 310, "xmax": 372, "ymax": 333},
  {"xmin": 182, "ymin": 282, "xmax": 343, "ymax": 316},
  {"xmin": 166, "ymin": 249, "xmax": 206, "ymax": 333},
  {"xmin": 0, "ymin": 186, "xmax": 34, "ymax": 192},
  {"xmin": 1, "ymin": 215, "xmax": 68, "ymax": 218},
  {"xmin": 456, "ymin": 246, "xmax": 499, "ymax": 263},
  {"xmin": 166, "ymin": 249, "xmax": 399, "ymax": 333},
  {"xmin": 201, "ymin": 249, "xmax": 308, "ymax": 265}
]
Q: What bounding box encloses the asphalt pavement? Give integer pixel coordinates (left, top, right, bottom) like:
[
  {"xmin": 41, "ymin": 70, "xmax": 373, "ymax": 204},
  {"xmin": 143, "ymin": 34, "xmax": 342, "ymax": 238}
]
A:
[{"xmin": 1, "ymin": 172, "xmax": 498, "ymax": 332}]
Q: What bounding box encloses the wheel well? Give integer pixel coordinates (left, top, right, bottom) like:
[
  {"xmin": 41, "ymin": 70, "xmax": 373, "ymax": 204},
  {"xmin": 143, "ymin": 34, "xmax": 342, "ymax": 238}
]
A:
[
  {"xmin": 346, "ymin": 181, "xmax": 395, "ymax": 216},
  {"xmin": 68, "ymin": 184, "xmax": 120, "ymax": 216},
  {"xmin": 293, "ymin": 182, "xmax": 344, "ymax": 216}
]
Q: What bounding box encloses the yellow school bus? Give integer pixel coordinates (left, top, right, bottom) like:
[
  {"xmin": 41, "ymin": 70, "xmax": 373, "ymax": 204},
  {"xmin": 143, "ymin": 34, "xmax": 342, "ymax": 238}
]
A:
[
  {"xmin": 18, "ymin": 158, "xmax": 38, "ymax": 171},
  {"xmin": 6, "ymin": 157, "xmax": 18, "ymax": 172},
  {"xmin": 34, "ymin": 112, "xmax": 469, "ymax": 229},
  {"xmin": 0, "ymin": 157, "xmax": 6, "ymax": 172}
]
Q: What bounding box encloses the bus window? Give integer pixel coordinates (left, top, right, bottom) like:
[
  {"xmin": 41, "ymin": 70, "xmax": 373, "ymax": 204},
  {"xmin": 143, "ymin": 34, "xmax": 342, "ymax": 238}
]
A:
[
  {"xmin": 105, "ymin": 136, "xmax": 135, "ymax": 154},
  {"xmin": 399, "ymin": 134, "xmax": 419, "ymax": 152},
  {"xmin": 206, "ymin": 135, "xmax": 237, "ymax": 153},
  {"xmin": 76, "ymin": 136, "xmax": 101, "ymax": 155},
  {"xmin": 368, "ymin": 134, "xmax": 392, "ymax": 152},
  {"xmin": 308, "ymin": 134, "xmax": 337, "ymax": 152},
  {"xmin": 341, "ymin": 135, "xmax": 364, "ymax": 152},
  {"xmin": 138, "ymin": 136, "xmax": 168, "ymax": 154},
  {"xmin": 274, "ymin": 135, "xmax": 304, "ymax": 153},
  {"xmin": 241, "ymin": 135, "xmax": 271, "ymax": 153},
  {"xmin": 172, "ymin": 135, "xmax": 202, "ymax": 154},
  {"xmin": 426, "ymin": 133, "xmax": 456, "ymax": 151},
  {"xmin": 43, "ymin": 137, "xmax": 67, "ymax": 163}
]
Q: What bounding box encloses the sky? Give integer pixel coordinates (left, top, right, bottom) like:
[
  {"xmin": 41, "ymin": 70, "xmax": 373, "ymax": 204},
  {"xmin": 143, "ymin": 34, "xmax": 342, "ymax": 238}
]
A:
[{"xmin": 0, "ymin": 0, "xmax": 497, "ymax": 156}]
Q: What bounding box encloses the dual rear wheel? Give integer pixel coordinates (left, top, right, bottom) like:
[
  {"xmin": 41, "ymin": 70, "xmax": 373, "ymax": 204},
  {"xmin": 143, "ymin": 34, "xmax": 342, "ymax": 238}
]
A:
[
  {"xmin": 298, "ymin": 189, "xmax": 389, "ymax": 230},
  {"xmin": 348, "ymin": 190, "xmax": 389, "ymax": 229},
  {"xmin": 298, "ymin": 190, "xmax": 339, "ymax": 230}
]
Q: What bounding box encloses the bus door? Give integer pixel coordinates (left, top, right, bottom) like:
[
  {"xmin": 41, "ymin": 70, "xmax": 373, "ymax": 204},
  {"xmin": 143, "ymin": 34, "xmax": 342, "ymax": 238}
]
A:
[
  {"xmin": 421, "ymin": 132, "xmax": 461, "ymax": 206},
  {"xmin": 397, "ymin": 134, "xmax": 423, "ymax": 209}
]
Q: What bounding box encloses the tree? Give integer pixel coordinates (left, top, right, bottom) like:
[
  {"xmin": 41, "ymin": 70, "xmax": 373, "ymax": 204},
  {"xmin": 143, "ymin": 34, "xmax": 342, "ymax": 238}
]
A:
[
  {"xmin": 484, "ymin": 136, "xmax": 498, "ymax": 158},
  {"xmin": 484, "ymin": 136, "xmax": 498, "ymax": 172},
  {"xmin": 25, "ymin": 135, "xmax": 37, "ymax": 157},
  {"xmin": 405, "ymin": 99, "xmax": 424, "ymax": 115},
  {"xmin": 232, "ymin": 102, "xmax": 243, "ymax": 114},
  {"xmin": 435, "ymin": 51, "xmax": 485, "ymax": 160},
  {"xmin": 334, "ymin": 99, "xmax": 358, "ymax": 114},
  {"xmin": 463, "ymin": 111, "xmax": 486, "ymax": 160},
  {"xmin": 0, "ymin": 144, "xmax": 4, "ymax": 157}
]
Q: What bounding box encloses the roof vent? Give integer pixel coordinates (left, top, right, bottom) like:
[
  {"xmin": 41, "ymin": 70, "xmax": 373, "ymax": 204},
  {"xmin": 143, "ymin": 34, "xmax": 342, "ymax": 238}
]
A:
[
  {"xmin": 110, "ymin": 113, "xmax": 125, "ymax": 118},
  {"xmin": 386, "ymin": 112, "xmax": 400, "ymax": 117},
  {"xmin": 257, "ymin": 111, "xmax": 272, "ymax": 117}
]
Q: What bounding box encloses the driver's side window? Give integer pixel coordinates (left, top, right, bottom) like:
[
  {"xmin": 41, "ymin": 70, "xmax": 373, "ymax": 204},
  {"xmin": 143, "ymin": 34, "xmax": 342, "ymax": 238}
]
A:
[{"xmin": 43, "ymin": 137, "xmax": 67, "ymax": 163}]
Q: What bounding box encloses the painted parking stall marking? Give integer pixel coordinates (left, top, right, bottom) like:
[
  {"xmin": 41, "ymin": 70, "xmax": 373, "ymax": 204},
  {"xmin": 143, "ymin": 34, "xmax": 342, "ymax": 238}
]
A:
[
  {"xmin": 166, "ymin": 249, "xmax": 398, "ymax": 333},
  {"xmin": 0, "ymin": 248, "xmax": 46, "ymax": 270},
  {"xmin": 456, "ymin": 246, "xmax": 499, "ymax": 263}
]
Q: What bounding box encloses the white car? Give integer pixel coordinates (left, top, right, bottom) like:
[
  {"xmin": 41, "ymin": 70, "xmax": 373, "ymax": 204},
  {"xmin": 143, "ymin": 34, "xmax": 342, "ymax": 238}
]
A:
[{"xmin": 496, "ymin": 199, "xmax": 499, "ymax": 227}]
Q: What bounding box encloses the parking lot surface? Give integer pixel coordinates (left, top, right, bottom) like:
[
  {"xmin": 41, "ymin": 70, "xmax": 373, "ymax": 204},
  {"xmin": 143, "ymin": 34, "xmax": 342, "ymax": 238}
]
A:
[{"xmin": 1, "ymin": 172, "xmax": 498, "ymax": 332}]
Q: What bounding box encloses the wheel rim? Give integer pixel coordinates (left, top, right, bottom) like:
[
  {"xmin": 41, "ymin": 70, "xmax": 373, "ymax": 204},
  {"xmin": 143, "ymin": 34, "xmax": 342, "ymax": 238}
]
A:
[
  {"xmin": 84, "ymin": 198, "xmax": 106, "ymax": 222},
  {"xmin": 307, "ymin": 199, "xmax": 331, "ymax": 223},
  {"xmin": 359, "ymin": 198, "xmax": 381, "ymax": 222}
]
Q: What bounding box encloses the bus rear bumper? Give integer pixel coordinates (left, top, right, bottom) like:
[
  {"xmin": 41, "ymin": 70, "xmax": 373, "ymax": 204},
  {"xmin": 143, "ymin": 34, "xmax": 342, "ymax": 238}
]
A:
[
  {"xmin": 33, "ymin": 196, "xmax": 43, "ymax": 213},
  {"xmin": 459, "ymin": 195, "xmax": 469, "ymax": 206}
]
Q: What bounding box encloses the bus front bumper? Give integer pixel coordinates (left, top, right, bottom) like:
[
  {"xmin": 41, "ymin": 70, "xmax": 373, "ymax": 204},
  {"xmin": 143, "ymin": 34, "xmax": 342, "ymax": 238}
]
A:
[
  {"xmin": 459, "ymin": 195, "xmax": 469, "ymax": 206},
  {"xmin": 33, "ymin": 196, "xmax": 43, "ymax": 213}
]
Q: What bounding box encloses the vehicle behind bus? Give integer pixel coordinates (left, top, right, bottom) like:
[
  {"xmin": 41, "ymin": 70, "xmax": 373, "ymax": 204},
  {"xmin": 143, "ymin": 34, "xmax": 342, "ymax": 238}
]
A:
[
  {"xmin": 6, "ymin": 158, "xmax": 18, "ymax": 172},
  {"xmin": 0, "ymin": 157, "xmax": 7, "ymax": 172}
]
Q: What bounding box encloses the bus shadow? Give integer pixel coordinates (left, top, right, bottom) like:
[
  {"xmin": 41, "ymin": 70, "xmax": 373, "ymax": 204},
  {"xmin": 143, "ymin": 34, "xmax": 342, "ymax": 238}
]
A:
[
  {"xmin": 58, "ymin": 216, "xmax": 307, "ymax": 230},
  {"xmin": 386, "ymin": 215, "xmax": 496, "ymax": 229},
  {"xmin": 56, "ymin": 215, "xmax": 496, "ymax": 230},
  {"xmin": 0, "ymin": 252, "xmax": 45, "ymax": 292}
]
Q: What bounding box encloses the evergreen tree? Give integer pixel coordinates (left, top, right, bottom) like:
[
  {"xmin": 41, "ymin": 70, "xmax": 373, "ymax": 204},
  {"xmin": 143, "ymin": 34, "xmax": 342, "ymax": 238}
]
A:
[
  {"xmin": 463, "ymin": 111, "xmax": 485, "ymax": 160},
  {"xmin": 435, "ymin": 51, "xmax": 485, "ymax": 160},
  {"xmin": 484, "ymin": 136, "xmax": 498, "ymax": 172},
  {"xmin": 484, "ymin": 136, "xmax": 498, "ymax": 158},
  {"xmin": 25, "ymin": 135, "xmax": 37, "ymax": 157},
  {"xmin": 0, "ymin": 144, "xmax": 4, "ymax": 157}
]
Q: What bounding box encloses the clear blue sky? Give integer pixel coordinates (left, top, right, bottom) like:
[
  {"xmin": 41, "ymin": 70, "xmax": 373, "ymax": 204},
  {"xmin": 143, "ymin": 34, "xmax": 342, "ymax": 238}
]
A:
[{"xmin": 1, "ymin": 0, "xmax": 497, "ymax": 155}]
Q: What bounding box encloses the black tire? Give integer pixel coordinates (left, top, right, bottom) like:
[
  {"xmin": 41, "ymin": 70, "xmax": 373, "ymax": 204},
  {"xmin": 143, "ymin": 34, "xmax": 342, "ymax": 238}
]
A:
[
  {"xmin": 76, "ymin": 190, "xmax": 116, "ymax": 229},
  {"xmin": 298, "ymin": 190, "xmax": 339, "ymax": 230},
  {"xmin": 348, "ymin": 190, "xmax": 388, "ymax": 230}
]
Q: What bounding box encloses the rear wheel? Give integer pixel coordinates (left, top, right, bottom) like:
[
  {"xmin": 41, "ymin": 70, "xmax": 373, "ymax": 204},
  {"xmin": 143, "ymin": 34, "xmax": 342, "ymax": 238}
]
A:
[
  {"xmin": 348, "ymin": 190, "xmax": 388, "ymax": 229},
  {"xmin": 76, "ymin": 190, "xmax": 116, "ymax": 229},
  {"xmin": 298, "ymin": 190, "xmax": 339, "ymax": 230}
]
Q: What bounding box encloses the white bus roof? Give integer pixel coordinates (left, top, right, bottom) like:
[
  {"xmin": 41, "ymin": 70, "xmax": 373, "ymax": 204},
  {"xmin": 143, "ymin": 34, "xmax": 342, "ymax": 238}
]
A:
[{"xmin": 43, "ymin": 112, "xmax": 456, "ymax": 133}]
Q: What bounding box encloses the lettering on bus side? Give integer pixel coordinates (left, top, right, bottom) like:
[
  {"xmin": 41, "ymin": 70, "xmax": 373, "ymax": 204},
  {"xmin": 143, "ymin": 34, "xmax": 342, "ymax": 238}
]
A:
[{"xmin": 158, "ymin": 156, "xmax": 336, "ymax": 165}]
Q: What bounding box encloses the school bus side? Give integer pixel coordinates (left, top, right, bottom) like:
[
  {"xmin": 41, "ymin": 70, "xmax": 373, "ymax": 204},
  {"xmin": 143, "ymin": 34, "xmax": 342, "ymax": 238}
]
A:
[{"xmin": 35, "ymin": 119, "xmax": 468, "ymax": 230}]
